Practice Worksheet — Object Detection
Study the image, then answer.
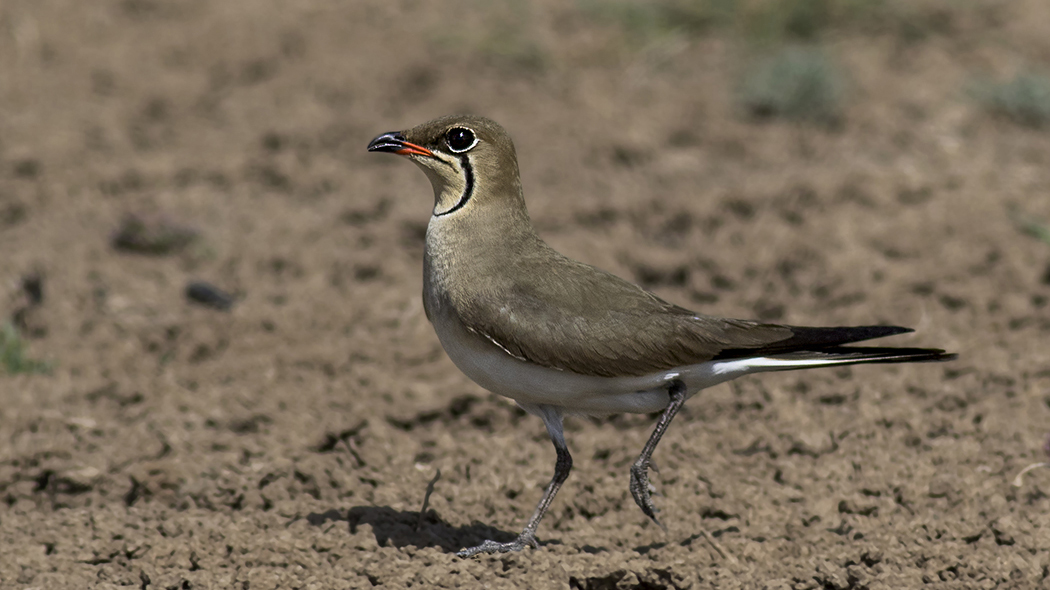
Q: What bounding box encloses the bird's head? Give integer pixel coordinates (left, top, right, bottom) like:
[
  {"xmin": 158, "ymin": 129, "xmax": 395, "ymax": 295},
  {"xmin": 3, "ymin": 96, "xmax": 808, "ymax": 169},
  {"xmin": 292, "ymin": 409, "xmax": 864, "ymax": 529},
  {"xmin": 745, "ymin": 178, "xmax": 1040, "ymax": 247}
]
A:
[{"xmin": 368, "ymin": 115, "xmax": 524, "ymax": 217}]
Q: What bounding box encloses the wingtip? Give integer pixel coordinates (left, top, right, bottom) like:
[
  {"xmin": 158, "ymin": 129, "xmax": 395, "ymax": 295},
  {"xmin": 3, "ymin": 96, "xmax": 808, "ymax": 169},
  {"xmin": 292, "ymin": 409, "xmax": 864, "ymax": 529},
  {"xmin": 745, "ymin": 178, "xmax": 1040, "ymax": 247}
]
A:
[{"xmin": 872, "ymin": 325, "xmax": 913, "ymax": 337}]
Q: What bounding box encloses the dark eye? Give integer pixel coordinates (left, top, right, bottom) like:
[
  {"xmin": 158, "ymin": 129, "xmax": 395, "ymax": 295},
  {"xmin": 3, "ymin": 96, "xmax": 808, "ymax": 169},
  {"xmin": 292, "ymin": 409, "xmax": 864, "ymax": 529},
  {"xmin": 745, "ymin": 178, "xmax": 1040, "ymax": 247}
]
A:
[{"xmin": 445, "ymin": 127, "xmax": 477, "ymax": 153}]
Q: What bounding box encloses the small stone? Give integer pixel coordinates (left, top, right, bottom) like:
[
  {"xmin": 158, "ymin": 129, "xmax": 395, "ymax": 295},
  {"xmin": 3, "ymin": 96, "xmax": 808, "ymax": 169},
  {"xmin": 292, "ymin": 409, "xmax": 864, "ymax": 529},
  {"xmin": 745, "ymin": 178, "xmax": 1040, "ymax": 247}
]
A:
[
  {"xmin": 186, "ymin": 281, "xmax": 235, "ymax": 311},
  {"xmin": 927, "ymin": 479, "xmax": 952, "ymax": 498}
]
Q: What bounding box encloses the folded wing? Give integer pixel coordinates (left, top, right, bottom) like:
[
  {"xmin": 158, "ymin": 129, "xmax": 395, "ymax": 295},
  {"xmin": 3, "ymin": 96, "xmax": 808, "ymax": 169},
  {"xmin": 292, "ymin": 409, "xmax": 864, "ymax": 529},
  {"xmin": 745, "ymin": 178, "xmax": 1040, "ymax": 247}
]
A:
[{"xmin": 455, "ymin": 253, "xmax": 953, "ymax": 378}]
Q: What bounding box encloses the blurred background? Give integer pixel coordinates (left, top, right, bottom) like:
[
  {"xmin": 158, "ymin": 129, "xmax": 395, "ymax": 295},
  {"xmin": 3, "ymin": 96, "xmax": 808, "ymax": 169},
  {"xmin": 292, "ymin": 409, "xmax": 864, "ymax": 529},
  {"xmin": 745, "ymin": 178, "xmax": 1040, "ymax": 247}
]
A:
[{"xmin": 1, "ymin": 0, "xmax": 1049, "ymax": 588}]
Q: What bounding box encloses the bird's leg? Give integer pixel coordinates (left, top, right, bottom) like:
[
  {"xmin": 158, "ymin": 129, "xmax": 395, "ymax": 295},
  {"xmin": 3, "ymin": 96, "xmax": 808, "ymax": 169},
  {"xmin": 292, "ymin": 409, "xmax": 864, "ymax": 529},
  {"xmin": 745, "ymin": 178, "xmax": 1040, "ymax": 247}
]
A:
[
  {"xmin": 630, "ymin": 379, "xmax": 687, "ymax": 527},
  {"xmin": 458, "ymin": 406, "xmax": 571, "ymax": 558}
]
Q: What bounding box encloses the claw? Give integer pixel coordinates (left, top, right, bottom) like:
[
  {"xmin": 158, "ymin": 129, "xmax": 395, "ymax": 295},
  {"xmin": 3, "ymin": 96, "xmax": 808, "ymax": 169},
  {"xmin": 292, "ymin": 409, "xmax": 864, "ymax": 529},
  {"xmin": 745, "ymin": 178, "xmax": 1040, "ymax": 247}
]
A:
[
  {"xmin": 630, "ymin": 461, "xmax": 665, "ymax": 530},
  {"xmin": 457, "ymin": 531, "xmax": 538, "ymax": 558}
]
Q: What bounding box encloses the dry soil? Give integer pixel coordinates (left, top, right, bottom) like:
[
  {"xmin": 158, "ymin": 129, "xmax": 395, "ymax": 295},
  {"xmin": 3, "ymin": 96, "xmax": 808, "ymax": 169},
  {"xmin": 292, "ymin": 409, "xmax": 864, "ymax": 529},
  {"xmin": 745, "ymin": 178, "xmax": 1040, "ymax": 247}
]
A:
[{"xmin": 1, "ymin": 1, "xmax": 1049, "ymax": 588}]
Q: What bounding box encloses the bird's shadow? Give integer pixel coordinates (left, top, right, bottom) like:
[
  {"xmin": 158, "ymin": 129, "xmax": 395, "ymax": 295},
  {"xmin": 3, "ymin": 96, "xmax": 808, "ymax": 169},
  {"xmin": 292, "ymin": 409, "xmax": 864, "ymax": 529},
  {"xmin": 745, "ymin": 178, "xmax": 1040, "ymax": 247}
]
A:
[{"xmin": 304, "ymin": 506, "xmax": 517, "ymax": 554}]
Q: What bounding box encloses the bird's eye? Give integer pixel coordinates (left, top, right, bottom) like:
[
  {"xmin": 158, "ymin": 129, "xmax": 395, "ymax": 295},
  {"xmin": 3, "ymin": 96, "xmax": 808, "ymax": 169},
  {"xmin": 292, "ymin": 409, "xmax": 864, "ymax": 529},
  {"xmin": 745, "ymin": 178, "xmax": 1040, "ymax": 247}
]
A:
[{"xmin": 445, "ymin": 127, "xmax": 477, "ymax": 153}]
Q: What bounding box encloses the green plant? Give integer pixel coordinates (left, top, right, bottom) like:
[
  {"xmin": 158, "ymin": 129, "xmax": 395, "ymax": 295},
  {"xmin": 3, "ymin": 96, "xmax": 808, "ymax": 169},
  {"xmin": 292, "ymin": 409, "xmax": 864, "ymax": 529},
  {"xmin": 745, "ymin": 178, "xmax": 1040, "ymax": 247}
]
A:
[
  {"xmin": 971, "ymin": 72, "xmax": 1050, "ymax": 129},
  {"xmin": 0, "ymin": 321, "xmax": 51, "ymax": 375},
  {"xmin": 1007, "ymin": 206, "xmax": 1050, "ymax": 246},
  {"xmin": 737, "ymin": 46, "xmax": 845, "ymax": 125}
]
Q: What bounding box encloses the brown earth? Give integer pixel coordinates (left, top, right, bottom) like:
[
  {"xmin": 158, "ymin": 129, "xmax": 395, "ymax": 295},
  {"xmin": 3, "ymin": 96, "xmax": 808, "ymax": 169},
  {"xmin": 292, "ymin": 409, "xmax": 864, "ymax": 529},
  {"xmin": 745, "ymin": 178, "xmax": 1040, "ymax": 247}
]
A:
[{"xmin": 2, "ymin": 1, "xmax": 1050, "ymax": 588}]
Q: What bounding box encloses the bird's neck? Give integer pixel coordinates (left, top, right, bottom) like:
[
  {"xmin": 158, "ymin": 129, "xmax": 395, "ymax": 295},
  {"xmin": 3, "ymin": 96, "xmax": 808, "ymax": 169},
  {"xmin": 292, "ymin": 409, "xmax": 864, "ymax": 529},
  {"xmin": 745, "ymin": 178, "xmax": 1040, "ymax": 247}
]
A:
[
  {"xmin": 423, "ymin": 191, "xmax": 544, "ymax": 318},
  {"xmin": 426, "ymin": 192, "xmax": 539, "ymax": 265}
]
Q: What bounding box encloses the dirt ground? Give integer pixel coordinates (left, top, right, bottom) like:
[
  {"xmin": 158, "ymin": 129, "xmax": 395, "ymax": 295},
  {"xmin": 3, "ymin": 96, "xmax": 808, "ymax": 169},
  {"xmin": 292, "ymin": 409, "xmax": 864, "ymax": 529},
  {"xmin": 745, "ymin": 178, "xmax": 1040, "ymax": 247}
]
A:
[{"xmin": 2, "ymin": 0, "xmax": 1049, "ymax": 588}]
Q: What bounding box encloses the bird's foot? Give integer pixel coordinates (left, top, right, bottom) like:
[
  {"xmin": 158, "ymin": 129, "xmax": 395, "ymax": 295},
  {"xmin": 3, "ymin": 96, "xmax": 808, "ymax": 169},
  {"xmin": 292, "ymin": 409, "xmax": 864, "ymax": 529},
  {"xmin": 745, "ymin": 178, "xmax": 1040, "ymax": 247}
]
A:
[
  {"xmin": 630, "ymin": 461, "xmax": 665, "ymax": 530},
  {"xmin": 457, "ymin": 531, "xmax": 538, "ymax": 558}
]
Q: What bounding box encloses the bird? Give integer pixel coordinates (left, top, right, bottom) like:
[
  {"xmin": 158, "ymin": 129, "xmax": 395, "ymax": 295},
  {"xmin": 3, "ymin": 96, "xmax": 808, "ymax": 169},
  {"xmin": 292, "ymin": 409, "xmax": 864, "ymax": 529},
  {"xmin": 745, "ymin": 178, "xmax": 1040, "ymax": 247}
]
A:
[{"xmin": 367, "ymin": 115, "xmax": 956, "ymax": 558}]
